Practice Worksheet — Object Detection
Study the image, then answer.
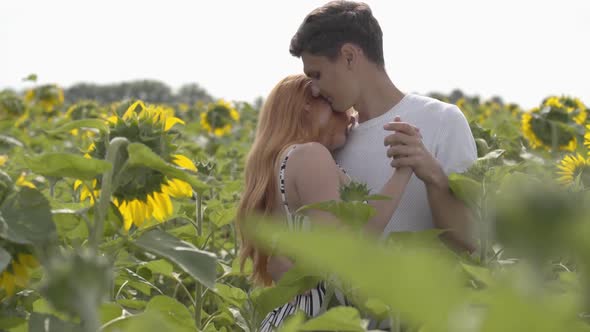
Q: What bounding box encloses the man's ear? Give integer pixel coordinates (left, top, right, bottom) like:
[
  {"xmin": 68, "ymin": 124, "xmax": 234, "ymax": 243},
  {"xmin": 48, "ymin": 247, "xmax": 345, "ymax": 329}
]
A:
[{"xmin": 340, "ymin": 43, "xmax": 358, "ymax": 68}]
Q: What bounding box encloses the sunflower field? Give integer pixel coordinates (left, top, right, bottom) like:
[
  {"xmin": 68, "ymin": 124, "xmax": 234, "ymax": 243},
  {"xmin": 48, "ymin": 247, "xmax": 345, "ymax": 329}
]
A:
[{"xmin": 0, "ymin": 80, "xmax": 589, "ymax": 332}]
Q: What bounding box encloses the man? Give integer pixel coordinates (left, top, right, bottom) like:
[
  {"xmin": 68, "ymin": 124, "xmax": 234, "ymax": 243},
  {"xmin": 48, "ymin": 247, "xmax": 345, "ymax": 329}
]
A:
[
  {"xmin": 269, "ymin": 0, "xmax": 477, "ymax": 329},
  {"xmin": 289, "ymin": 0, "xmax": 477, "ymax": 251}
]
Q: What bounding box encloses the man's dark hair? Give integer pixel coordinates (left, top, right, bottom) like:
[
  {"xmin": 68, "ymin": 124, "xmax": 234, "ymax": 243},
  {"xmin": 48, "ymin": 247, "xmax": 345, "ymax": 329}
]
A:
[{"xmin": 290, "ymin": 1, "xmax": 384, "ymax": 67}]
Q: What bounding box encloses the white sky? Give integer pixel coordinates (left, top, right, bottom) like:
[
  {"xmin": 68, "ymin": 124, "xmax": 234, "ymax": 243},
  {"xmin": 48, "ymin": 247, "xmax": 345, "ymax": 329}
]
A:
[{"xmin": 1, "ymin": 0, "xmax": 589, "ymax": 110}]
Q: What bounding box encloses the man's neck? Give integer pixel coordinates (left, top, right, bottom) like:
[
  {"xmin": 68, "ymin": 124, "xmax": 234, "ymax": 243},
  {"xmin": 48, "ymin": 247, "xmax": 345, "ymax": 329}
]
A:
[{"xmin": 354, "ymin": 71, "xmax": 405, "ymax": 123}]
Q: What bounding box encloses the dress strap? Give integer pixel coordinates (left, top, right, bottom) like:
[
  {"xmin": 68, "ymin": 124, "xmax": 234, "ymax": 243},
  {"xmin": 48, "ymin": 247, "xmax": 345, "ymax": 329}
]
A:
[{"xmin": 279, "ymin": 145, "xmax": 298, "ymax": 228}]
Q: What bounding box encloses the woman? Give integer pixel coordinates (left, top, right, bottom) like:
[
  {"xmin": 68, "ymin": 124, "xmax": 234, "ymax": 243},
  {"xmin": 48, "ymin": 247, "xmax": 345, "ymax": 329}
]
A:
[{"xmin": 236, "ymin": 74, "xmax": 415, "ymax": 330}]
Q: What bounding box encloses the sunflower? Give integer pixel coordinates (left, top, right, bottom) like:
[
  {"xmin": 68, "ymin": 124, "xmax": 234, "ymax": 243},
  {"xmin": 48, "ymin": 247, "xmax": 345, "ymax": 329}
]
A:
[
  {"xmin": 542, "ymin": 96, "xmax": 587, "ymax": 125},
  {"xmin": 557, "ymin": 153, "xmax": 590, "ymax": 187},
  {"xmin": 200, "ymin": 99, "xmax": 240, "ymax": 136},
  {"xmin": 0, "ymin": 90, "xmax": 26, "ymax": 120},
  {"xmin": 521, "ymin": 107, "xmax": 577, "ymax": 152},
  {"xmin": 24, "ymin": 84, "xmax": 64, "ymax": 112},
  {"xmin": 65, "ymin": 100, "xmax": 103, "ymax": 120},
  {"xmin": 75, "ymin": 101, "xmax": 197, "ymax": 231},
  {"xmin": 585, "ymin": 124, "xmax": 590, "ymax": 151},
  {"xmin": 65, "ymin": 101, "xmax": 107, "ymax": 138},
  {"xmin": 0, "ymin": 252, "xmax": 39, "ymax": 297}
]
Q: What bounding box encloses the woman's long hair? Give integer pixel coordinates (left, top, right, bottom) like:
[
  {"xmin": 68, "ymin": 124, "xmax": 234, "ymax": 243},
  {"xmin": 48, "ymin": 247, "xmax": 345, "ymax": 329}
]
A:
[{"xmin": 236, "ymin": 74, "xmax": 320, "ymax": 286}]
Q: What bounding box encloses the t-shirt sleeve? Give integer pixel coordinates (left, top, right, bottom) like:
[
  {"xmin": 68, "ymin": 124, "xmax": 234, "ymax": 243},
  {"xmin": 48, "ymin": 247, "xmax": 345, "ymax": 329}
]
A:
[{"xmin": 434, "ymin": 105, "xmax": 477, "ymax": 175}]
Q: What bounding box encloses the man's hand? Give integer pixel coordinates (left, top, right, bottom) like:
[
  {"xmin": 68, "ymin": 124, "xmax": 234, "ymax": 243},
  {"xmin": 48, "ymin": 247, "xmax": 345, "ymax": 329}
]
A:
[{"xmin": 383, "ymin": 117, "xmax": 446, "ymax": 189}]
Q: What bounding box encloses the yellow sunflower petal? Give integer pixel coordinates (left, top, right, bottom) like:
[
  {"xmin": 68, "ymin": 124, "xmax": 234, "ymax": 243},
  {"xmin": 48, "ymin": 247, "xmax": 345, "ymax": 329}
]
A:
[
  {"xmin": 117, "ymin": 200, "xmax": 133, "ymax": 231},
  {"xmin": 164, "ymin": 116, "xmax": 185, "ymax": 131},
  {"xmin": 172, "ymin": 155, "xmax": 197, "ymax": 172},
  {"xmin": 1, "ymin": 271, "xmax": 16, "ymax": 296},
  {"xmin": 163, "ymin": 179, "xmax": 192, "ymax": 198},
  {"xmin": 0, "ymin": 155, "xmax": 8, "ymax": 167},
  {"xmin": 12, "ymin": 261, "xmax": 29, "ymax": 288},
  {"xmin": 16, "ymin": 173, "xmax": 36, "ymax": 189},
  {"xmin": 123, "ymin": 100, "xmax": 146, "ymax": 120},
  {"xmin": 148, "ymin": 194, "xmax": 165, "ymax": 222},
  {"xmin": 107, "ymin": 115, "xmax": 118, "ymax": 125},
  {"xmin": 154, "ymin": 191, "xmax": 173, "ymax": 221},
  {"xmin": 230, "ymin": 109, "xmax": 240, "ymax": 121},
  {"xmin": 18, "ymin": 254, "xmax": 38, "ymax": 269}
]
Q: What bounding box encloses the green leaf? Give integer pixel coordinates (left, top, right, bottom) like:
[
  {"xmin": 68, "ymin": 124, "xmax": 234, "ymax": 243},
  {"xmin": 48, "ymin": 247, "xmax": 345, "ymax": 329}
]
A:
[
  {"xmin": 214, "ymin": 283, "xmax": 248, "ymax": 307},
  {"xmin": 0, "ymin": 187, "xmax": 56, "ymax": 246},
  {"xmin": 460, "ymin": 262, "xmax": 496, "ymax": 287},
  {"xmin": 116, "ymin": 299, "xmax": 147, "ymax": 310},
  {"xmin": 40, "ymin": 250, "xmax": 112, "ymax": 327},
  {"xmin": 144, "ymin": 296, "xmax": 196, "ymax": 330},
  {"xmin": 99, "ymin": 303, "xmax": 123, "ymax": 325},
  {"xmin": 0, "ymin": 317, "xmax": 26, "ymax": 329},
  {"xmin": 247, "ymin": 221, "xmax": 465, "ymax": 331},
  {"xmin": 251, "ymin": 265, "xmax": 322, "ymax": 322},
  {"xmin": 32, "ymin": 298, "xmax": 71, "ymax": 322},
  {"xmin": 297, "ymin": 201, "xmax": 375, "ymax": 228},
  {"xmin": 47, "ymin": 119, "xmax": 109, "ymax": 135},
  {"xmin": 448, "ymin": 173, "xmax": 482, "ymax": 209},
  {"xmin": 52, "ymin": 209, "xmax": 88, "ymax": 240},
  {"xmin": 127, "ymin": 143, "xmax": 208, "ymax": 193},
  {"xmin": 387, "ymin": 229, "xmax": 448, "ymax": 251},
  {"xmin": 143, "ymin": 259, "xmax": 174, "ymax": 278},
  {"xmin": 25, "ymin": 153, "xmax": 111, "ymax": 181},
  {"xmin": 0, "ymin": 246, "xmax": 11, "ymax": 272},
  {"xmin": 106, "ymin": 296, "xmax": 197, "ymax": 332},
  {"xmin": 208, "ymin": 205, "xmax": 237, "ymax": 228},
  {"xmin": 22, "ymin": 74, "xmax": 37, "ymax": 82},
  {"xmin": 299, "ymin": 306, "xmax": 364, "ymax": 331},
  {"xmin": 28, "ymin": 313, "xmax": 81, "ymax": 332},
  {"xmin": 228, "ymin": 307, "xmax": 250, "ymax": 332},
  {"xmin": 277, "ymin": 311, "xmax": 306, "ymax": 332},
  {"xmin": 133, "ymin": 229, "xmax": 217, "ymax": 289}
]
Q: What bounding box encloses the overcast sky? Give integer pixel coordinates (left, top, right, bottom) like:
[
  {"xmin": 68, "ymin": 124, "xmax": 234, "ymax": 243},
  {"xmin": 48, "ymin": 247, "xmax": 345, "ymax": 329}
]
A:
[{"xmin": 1, "ymin": 0, "xmax": 589, "ymax": 109}]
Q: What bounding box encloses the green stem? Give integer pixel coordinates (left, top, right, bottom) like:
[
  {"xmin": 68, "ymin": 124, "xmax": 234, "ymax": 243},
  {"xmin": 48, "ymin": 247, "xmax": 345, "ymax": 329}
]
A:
[
  {"xmin": 91, "ymin": 137, "xmax": 129, "ymax": 251},
  {"xmin": 479, "ymin": 182, "xmax": 488, "ymax": 266},
  {"xmin": 550, "ymin": 121, "xmax": 558, "ymax": 158},
  {"xmin": 194, "ymin": 192, "xmax": 204, "ymax": 329},
  {"xmin": 319, "ymin": 277, "xmax": 335, "ymax": 313}
]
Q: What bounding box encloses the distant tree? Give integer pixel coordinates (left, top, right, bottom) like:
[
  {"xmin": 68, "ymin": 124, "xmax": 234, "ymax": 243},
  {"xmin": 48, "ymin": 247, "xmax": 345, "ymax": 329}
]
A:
[
  {"xmin": 449, "ymin": 89, "xmax": 465, "ymax": 103},
  {"xmin": 65, "ymin": 80, "xmax": 214, "ymax": 105},
  {"xmin": 176, "ymin": 83, "xmax": 213, "ymax": 104}
]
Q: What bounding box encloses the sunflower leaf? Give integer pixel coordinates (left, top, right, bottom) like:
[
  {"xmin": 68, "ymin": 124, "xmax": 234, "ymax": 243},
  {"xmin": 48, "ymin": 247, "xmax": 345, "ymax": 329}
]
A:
[
  {"xmin": 133, "ymin": 229, "xmax": 217, "ymax": 289},
  {"xmin": 46, "ymin": 119, "xmax": 109, "ymax": 135},
  {"xmin": 28, "ymin": 313, "xmax": 81, "ymax": 332},
  {"xmin": 448, "ymin": 173, "xmax": 482, "ymax": 209},
  {"xmin": 0, "ymin": 187, "xmax": 56, "ymax": 246},
  {"xmin": 245, "ymin": 220, "xmax": 466, "ymax": 330},
  {"xmin": 299, "ymin": 306, "xmax": 364, "ymax": 331},
  {"xmin": 126, "ymin": 143, "xmax": 208, "ymax": 193},
  {"xmin": 25, "ymin": 152, "xmax": 112, "ymax": 180},
  {"xmin": 0, "ymin": 246, "xmax": 11, "ymax": 273}
]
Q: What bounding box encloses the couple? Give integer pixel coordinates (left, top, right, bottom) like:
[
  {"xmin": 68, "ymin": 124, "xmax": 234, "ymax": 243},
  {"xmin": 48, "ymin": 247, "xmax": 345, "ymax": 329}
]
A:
[{"xmin": 236, "ymin": 0, "xmax": 477, "ymax": 330}]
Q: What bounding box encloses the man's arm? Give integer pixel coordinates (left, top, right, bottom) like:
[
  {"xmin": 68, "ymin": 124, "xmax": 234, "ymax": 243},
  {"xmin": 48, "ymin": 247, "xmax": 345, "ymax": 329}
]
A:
[
  {"xmin": 383, "ymin": 111, "xmax": 477, "ymax": 252},
  {"xmin": 423, "ymin": 166, "xmax": 476, "ymax": 252}
]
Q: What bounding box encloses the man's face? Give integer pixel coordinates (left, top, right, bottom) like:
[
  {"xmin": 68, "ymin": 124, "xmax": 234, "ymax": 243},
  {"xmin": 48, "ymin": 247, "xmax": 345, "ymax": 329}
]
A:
[
  {"xmin": 309, "ymin": 95, "xmax": 354, "ymax": 150},
  {"xmin": 302, "ymin": 52, "xmax": 357, "ymax": 113}
]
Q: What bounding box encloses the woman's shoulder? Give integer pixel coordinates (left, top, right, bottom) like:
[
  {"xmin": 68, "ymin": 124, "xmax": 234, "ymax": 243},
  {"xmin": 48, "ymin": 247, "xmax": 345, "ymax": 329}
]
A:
[
  {"xmin": 279, "ymin": 142, "xmax": 339, "ymax": 177},
  {"xmin": 288, "ymin": 142, "xmax": 334, "ymax": 165}
]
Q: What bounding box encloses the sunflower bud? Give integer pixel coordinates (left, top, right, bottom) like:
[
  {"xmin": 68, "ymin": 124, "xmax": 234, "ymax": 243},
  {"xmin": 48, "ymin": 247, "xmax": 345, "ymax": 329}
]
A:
[{"xmin": 339, "ymin": 181, "xmax": 371, "ymax": 202}]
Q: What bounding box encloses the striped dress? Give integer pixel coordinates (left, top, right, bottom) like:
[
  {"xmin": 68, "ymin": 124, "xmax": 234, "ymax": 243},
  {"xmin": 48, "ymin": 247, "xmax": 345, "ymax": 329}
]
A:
[{"xmin": 259, "ymin": 145, "xmax": 350, "ymax": 331}]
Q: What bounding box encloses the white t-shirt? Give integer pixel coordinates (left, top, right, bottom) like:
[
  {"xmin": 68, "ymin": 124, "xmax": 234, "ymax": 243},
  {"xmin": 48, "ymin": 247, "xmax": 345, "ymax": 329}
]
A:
[{"xmin": 333, "ymin": 93, "xmax": 477, "ymax": 237}]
